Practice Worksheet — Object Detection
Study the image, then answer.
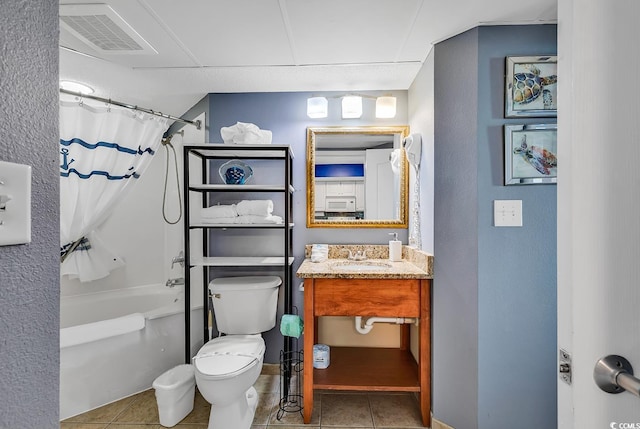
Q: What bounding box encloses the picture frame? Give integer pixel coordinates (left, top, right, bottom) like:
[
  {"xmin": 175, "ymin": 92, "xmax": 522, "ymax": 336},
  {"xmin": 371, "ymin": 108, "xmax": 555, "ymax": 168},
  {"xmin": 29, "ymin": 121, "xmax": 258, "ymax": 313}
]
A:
[
  {"xmin": 505, "ymin": 123, "xmax": 557, "ymax": 185},
  {"xmin": 505, "ymin": 56, "xmax": 557, "ymax": 118}
]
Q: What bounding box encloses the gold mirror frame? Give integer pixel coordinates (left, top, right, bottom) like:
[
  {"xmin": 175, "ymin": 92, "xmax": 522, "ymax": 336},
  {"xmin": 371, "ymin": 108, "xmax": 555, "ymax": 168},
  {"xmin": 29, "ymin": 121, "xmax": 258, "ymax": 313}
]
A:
[{"xmin": 306, "ymin": 126, "xmax": 409, "ymax": 228}]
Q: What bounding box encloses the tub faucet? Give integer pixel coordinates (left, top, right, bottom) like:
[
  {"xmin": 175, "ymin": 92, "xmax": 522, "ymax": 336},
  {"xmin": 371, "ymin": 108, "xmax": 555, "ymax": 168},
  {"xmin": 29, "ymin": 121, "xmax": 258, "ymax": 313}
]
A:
[{"xmin": 165, "ymin": 277, "xmax": 184, "ymax": 288}]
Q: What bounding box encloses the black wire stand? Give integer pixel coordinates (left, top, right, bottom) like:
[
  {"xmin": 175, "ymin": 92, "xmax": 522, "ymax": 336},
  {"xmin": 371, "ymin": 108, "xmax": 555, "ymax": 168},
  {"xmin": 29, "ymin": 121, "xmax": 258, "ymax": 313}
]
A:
[
  {"xmin": 277, "ymin": 343, "xmax": 303, "ymax": 419},
  {"xmin": 277, "ymin": 307, "xmax": 303, "ymax": 420}
]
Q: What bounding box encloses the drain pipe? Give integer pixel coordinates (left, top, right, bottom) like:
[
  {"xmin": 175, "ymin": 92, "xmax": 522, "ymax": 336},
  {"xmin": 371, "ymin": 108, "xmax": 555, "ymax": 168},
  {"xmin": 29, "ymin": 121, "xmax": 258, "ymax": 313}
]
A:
[{"xmin": 354, "ymin": 316, "xmax": 418, "ymax": 335}]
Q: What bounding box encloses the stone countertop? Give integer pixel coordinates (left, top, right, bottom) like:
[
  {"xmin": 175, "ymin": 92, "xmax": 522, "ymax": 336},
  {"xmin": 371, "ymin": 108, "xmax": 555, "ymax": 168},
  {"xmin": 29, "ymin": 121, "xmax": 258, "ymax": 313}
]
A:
[{"xmin": 296, "ymin": 244, "xmax": 433, "ymax": 279}]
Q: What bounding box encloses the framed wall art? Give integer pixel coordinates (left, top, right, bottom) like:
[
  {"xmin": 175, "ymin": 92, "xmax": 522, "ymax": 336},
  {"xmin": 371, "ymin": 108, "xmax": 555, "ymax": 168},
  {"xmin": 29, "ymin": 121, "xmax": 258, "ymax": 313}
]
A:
[
  {"xmin": 505, "ymin": 123, "xmax": 557, "ymax": 185},
  {"xmin": 505, "ymin": 55, "xmax": 557, "ymax": 118}
]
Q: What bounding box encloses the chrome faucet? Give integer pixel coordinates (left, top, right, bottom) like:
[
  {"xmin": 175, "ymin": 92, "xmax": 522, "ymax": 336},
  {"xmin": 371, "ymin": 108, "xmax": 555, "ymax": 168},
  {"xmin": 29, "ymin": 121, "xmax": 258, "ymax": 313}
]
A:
[
  {"xmin": 165, "ymin": 277, "xmax": 184, "ymax": 288},
  {"xmin": 171, "ymin": 251, "xmax": 185, "ymax": 269},
  {"xmin": 346, "ymin": 249, "xmax": 368, "ymax": 261}
]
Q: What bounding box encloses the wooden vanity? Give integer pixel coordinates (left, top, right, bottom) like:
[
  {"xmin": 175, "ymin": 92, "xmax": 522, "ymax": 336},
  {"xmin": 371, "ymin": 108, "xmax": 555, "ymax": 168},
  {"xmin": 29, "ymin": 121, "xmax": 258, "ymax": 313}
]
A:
[{"xmin": 296, "ymin": 245, "xmax": 433, "ymax": 427}]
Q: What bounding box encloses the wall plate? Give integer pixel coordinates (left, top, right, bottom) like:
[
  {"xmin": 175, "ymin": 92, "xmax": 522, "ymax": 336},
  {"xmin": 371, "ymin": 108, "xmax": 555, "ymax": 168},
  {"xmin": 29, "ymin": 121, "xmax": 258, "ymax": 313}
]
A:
[
  {"xmin": 0, "ymin": 161, "xmax": 32, "ymax": 246},
  {"xmin": 494, "ymin": 199, "xmax": 522, "ymax": 227}
]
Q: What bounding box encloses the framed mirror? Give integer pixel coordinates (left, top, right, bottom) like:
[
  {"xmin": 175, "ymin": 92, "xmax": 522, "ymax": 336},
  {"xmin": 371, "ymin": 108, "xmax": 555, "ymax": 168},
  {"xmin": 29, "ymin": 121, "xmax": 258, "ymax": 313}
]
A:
[{"xmin": 306, "ymin": 126, "xmax": 409, "ymax": 228}]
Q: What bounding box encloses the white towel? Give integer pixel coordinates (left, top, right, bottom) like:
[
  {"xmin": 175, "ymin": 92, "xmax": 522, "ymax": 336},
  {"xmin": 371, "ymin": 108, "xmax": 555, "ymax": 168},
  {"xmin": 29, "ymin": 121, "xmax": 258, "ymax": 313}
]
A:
[
  {"xmin": 311, "ymin": 244, "xmax": 329, "ymax": 262},
  {"xmin": 236, "ymin": 200, "xmax": 274, "ymax": 217},
  {"xmin": 201, "ymin": 217, "xmax": 239, "ymax": 224},
  {"xmin": 200, "ymin": 215, "xmax": 283, "ymax": 225},
  {"xmin": 237, "ymin": 215, "xmax": 283, "ymax": 224},
  {"xmin": 220, "ymin": 122, "xmax": 273, "ymax": 145},
  {"xmin": 201, "ymin": 204, "xmax": 238, "ymax": 219}
]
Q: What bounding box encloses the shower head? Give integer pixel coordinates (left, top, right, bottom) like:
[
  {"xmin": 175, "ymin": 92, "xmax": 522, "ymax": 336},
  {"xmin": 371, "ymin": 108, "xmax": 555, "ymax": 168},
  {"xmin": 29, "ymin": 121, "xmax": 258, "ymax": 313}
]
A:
[{"xmin": 162, "ymin": 129, "xmax": 184, "ymax": 146}]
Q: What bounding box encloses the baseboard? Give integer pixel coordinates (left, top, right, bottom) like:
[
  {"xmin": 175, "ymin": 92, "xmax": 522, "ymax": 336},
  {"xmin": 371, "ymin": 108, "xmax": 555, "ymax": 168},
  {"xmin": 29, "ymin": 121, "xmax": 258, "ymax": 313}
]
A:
[{"xmin": 432, "ymin": 416, "xmax": 455, "ymax": 429}]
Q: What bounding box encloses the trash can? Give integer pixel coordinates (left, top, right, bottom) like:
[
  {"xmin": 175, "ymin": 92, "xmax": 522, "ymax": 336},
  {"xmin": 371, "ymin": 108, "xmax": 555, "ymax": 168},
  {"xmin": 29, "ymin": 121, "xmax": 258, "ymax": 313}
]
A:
[{"xmin": 152, "ymin": 364, "xmax": 196, "ymax": 428}]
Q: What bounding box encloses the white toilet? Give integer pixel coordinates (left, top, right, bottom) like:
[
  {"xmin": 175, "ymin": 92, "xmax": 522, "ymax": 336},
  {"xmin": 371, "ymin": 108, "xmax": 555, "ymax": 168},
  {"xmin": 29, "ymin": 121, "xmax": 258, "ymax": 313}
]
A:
[{"xmin": 192, "ymin": 275, "xmax": 281, "ymax": 429}]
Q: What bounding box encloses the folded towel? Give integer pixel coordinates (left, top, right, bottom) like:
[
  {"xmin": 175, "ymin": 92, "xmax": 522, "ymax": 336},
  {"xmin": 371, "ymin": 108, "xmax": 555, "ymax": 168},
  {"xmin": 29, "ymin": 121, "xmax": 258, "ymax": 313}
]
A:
[
  {"xmin": 200, "ymin": 216, "xmax": 239, "ymax": 224},
  {"xmin": 236, "ymin": 200, "xmax": 274, "ymax": 217},
  {"xmin": 237, "ymin": 214, "xmax": 283, "ymax": 224},
  {"xmin": 200, "ymin": 214, "xmax": 283, "ymax": 225},
  {"xmin": 201, "ymin": 204, "xmax": 238, "ymax": 219}
]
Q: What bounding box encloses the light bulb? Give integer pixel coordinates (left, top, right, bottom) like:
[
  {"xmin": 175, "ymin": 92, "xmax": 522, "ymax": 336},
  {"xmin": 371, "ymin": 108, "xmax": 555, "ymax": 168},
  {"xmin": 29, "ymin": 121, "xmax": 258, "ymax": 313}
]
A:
[{"xmin": 376, "ymin": 96, "xmax": 396, "ymax": 118}]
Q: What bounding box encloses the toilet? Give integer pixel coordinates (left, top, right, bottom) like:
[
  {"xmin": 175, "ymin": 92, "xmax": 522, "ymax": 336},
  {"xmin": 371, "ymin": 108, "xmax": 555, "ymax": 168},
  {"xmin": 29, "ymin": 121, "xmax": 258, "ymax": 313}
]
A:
[{"xmin": 192, "ymin": 275, "xmax": 281, "ymax": 429}]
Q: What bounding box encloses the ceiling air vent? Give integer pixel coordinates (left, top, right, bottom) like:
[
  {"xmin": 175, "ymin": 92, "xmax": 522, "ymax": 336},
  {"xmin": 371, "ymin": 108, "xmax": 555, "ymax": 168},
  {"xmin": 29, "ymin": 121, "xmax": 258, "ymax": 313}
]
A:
[{"xmin": 60, "ymin": 4, "xmax": 157, "ymax": 54}]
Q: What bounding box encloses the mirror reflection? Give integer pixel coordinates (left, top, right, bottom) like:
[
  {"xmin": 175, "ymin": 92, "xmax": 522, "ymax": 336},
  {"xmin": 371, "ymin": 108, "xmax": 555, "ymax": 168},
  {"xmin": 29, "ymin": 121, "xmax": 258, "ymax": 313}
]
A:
[{"xmin": 306, "ymin": 126, "xmax": 409, "ymax": 228}]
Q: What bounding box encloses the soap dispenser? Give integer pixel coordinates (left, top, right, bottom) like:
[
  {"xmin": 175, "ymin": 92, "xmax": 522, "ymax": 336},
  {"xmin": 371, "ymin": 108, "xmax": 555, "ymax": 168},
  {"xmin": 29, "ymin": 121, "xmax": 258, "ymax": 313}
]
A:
[{"xmin": 388, "ymin": 233, "xmax": 402, "ymax": 262}]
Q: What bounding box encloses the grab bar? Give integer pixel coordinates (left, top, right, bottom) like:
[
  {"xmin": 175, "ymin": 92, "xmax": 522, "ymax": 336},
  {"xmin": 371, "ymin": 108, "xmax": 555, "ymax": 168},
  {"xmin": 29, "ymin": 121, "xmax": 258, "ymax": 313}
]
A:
[{"xmin": 594, "ymin": 355, "xmax": 640, "ymax": 398}]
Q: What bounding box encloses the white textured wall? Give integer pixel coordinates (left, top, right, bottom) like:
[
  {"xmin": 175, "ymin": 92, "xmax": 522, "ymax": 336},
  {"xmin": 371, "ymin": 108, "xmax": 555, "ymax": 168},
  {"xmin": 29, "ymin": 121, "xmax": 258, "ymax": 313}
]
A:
[
  {"xmin": 0, "ymin": 1, "xmax": 60, "ymax": 427},
  {"xmin": 408, "ymin": 48, "xmax": 435, "ymax": 253}
]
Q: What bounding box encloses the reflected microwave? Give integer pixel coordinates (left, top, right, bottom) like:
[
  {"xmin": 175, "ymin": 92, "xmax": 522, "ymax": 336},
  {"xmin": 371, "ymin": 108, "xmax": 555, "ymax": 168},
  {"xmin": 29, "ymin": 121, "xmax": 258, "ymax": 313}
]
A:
[{"xmin": 324, "ymin": 197, "xmax": 356, "ymax": 212}]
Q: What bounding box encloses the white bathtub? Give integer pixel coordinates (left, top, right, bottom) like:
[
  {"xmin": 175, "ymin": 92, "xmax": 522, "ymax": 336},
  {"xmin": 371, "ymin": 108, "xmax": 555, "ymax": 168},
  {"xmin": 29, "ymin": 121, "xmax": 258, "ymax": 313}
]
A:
[{"xmin": 60, "ymin": 283, "xmax": 204, "ymax": 420}]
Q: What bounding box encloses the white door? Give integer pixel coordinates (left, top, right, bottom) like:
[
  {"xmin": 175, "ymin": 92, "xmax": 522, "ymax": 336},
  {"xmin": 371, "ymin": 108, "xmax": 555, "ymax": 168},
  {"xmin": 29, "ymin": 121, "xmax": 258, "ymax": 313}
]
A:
[
  {"xmin": 365, "ymin": 148, "xmax": 394, "ymax": 219},
  {"xmin": 558, "ymin": 1, "xmax": 640, "ymax": 427}
]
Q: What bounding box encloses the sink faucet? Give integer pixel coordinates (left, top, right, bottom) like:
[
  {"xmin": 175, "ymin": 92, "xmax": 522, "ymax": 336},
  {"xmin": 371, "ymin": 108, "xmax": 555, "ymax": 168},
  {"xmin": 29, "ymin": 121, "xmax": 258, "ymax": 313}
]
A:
[
  {"xmin": 346, "ymin": 249, "xmax": 368, "ymax": 261},
  {"xmin": 166, "ymin": 277, "xmax": 184, "ymax": 288}
]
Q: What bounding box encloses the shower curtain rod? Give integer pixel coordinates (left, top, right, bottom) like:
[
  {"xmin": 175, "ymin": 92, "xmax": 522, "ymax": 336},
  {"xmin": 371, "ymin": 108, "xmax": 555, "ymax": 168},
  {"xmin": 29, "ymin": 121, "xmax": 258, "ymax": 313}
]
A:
[{"xmin": 59, "ymin": 88, "xmax": 201, "ymax": 130}]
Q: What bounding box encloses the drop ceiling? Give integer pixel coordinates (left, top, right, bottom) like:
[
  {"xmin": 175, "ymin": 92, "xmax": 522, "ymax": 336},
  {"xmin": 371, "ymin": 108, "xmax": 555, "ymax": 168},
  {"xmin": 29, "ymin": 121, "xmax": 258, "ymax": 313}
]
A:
[{"xmin": 59, "ymin": 0, "xmax": 557, "ymax": 118}]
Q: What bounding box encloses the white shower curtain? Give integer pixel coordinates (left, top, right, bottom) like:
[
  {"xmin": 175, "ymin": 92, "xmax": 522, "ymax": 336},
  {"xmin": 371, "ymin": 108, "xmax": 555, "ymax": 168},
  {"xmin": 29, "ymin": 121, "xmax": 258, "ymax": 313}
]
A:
[{"xmin": 60, "ymin": 99, "xmax": 168, "ymax": 282}]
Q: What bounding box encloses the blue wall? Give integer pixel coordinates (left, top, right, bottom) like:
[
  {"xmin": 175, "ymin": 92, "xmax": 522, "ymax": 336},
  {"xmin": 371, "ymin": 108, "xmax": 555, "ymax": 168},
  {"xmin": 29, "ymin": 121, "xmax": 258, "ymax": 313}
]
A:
[
  {"xmin": 434, "ymin": 25, "xmax": 557, "ymax": 429},
  {"xmin": 0, "ymin": 0, "xmax": 60, "ymax": 427},
  {"xmin": 208, "ymin": 91, "xmax": 410, "ymax": 362},
  {"xmin": 433, "ymin": 27, "xmax": 480, "ymax": 429}
]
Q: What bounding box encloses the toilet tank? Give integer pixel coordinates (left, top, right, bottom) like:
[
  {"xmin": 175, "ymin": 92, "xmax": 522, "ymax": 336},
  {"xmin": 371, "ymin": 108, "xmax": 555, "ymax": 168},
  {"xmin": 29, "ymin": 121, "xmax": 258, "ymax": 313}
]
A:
[{"xmin": 209, "ymin": 276, "xmax": 282, "ymax": 334}]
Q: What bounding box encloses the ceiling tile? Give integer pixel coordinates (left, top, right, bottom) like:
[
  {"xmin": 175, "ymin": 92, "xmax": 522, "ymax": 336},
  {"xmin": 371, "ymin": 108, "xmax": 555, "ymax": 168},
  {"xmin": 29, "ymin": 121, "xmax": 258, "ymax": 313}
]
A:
[
  {"xmin": 284, "ymin": 0, "xmax": 423, "ymax": 65},
  {"xmin": 143, "ymin": 0, "xmax": 295, "ymax": 66}
]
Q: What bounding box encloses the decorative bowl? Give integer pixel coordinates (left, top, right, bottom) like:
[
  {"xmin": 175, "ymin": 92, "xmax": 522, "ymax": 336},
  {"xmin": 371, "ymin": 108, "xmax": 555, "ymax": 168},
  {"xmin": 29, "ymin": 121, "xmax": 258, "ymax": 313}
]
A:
[{"xmin": 218, "ymin": 160, "xmax": 253, "ymax": 185}]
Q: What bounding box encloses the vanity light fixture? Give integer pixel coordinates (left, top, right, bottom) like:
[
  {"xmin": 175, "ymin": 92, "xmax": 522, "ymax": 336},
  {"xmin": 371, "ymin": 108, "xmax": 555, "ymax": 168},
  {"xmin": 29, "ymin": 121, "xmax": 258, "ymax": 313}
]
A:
[
  {"xmin": 341, "ymin": 95, "xmax": 362, "ymax": 119},
  {"xmin": 60, "ymin": 80, "xmax": 94, "ymax": 95},
  {"xmin": 375, "ymin": 96, "xmax": 397, "ymax": 118},
  {"xmin": 307, "ymin": 96, "xmax": 328, "ymax": 118},
  {"xmin": 307, "ymin": 93, "xmax": 397, "ymax": 120}
]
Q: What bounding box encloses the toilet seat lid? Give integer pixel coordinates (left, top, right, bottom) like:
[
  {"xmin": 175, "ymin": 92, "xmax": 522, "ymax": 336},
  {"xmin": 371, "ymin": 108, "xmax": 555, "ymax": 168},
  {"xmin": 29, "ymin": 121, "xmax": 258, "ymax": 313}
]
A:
[{"xmin": 193, "ymin": 335, "xmax": 265, "ymax": 378}]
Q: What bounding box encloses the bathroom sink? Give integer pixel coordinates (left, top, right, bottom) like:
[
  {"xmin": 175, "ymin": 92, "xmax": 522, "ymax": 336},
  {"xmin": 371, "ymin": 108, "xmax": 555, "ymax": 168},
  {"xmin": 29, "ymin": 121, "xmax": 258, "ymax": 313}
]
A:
[{"xmin": 330, "ymin": 261, "xmax": 392, "ymax": 272}]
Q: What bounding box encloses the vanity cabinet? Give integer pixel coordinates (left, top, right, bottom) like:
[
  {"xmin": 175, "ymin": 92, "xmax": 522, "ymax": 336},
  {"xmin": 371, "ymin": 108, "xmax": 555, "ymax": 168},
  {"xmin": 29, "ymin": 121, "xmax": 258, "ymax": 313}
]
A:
[
  {"xmin": 302, "ymin": 276, "xmax": 431, "ymax": 427},
  {"xmin": 182, "ymin": 144, "xmax": 295, "ymax": 363}
]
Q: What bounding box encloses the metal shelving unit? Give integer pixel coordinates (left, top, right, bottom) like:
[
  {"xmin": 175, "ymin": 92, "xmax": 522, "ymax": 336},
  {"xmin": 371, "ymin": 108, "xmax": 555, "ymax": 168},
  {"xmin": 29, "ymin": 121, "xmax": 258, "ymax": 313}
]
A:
[{"xmin": 182, "ymin": 144, "xmax": 295, "ymax": 372}]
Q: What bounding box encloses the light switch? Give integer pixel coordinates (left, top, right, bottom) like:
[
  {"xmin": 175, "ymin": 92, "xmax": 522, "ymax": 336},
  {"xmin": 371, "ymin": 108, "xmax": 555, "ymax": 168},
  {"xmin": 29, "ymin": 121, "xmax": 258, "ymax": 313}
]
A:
[
  {"xmin": 494, "ymin": 200, "xmax": 522, "ymax": 227},
  {"xmin": 0, "ymin": 161, "xmax": 32, "ymax": 245}
]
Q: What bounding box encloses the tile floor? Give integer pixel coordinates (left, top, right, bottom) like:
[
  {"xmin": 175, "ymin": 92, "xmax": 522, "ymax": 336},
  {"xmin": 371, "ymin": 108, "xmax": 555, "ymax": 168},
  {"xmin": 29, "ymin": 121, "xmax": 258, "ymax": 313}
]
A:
[{"xmin": 61, "ymin": 367, "xmax": 429, "ymax": 429}]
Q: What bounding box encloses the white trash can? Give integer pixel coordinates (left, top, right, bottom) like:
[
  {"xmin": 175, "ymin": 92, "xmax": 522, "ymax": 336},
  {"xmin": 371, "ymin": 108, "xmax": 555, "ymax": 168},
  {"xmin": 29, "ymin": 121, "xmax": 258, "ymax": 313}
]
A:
[{"xmin": 152, "ymin": 364, "xmax": 195, "ymax": 427}]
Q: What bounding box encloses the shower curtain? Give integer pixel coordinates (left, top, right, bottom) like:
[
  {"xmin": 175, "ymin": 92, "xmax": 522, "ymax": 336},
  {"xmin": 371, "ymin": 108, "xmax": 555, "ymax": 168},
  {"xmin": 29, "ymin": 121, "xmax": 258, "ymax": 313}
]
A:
[{"xmin": 60, "ymin": 99, "xmax": 168, "ymax": 282}]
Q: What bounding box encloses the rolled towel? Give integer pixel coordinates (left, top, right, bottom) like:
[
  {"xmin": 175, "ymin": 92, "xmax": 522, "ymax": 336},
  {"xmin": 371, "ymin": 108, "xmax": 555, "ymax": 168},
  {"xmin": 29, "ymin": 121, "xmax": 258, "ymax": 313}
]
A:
[
  {"xmin": 201, "ymin": 204, "xmax": 238, "ymax": 219},
  {"xmin": 236, "ymin": 200, "xmax": 273, "ymax": 217}
]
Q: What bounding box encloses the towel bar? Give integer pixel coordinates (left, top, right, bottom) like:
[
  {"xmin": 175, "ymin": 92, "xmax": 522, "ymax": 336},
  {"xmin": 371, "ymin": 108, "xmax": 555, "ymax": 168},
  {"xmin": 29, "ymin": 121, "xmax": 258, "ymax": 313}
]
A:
[{"xmin": 594, "ymin": 355, "xmax": 640, "ymax": 398}]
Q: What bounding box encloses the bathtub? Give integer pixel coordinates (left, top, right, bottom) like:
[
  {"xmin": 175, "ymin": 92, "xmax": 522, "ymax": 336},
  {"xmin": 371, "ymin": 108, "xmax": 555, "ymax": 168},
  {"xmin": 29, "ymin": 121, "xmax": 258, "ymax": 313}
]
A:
[{"xmin": 60, "ymin": 283, "xmax": 204, "ymax": 420}]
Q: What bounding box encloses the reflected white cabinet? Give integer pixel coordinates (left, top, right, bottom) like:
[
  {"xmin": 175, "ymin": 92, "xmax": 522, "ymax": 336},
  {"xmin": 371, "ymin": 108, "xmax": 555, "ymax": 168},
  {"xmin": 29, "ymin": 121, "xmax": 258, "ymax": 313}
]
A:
[
  {"xmin": 326, "ymin": 181, "xmax": 356, "ymax": 196},
  {"xmin": 315, "ymin": 182, "xmax": 326, "ymax": 211},
  {"xmin": 355, "ymin": 182, "xmax": 365, "ymax": 211}
]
